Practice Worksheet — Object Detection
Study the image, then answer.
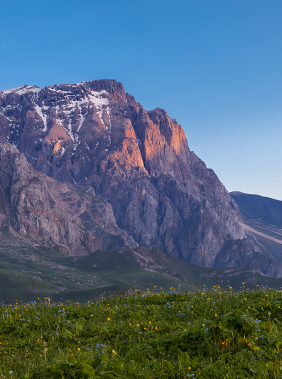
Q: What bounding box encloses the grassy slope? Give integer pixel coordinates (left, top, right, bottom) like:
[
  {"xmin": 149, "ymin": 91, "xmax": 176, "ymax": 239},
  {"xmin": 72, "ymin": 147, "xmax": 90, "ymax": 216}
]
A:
[
  {"xmin": 2, "ymin": 225, "xmax": 282, "ymax": 302},
  {"xmin": 0, "ymin": 269, "xmax": 60, "ymax": 301},
  {"xmin": 1, "ymin": 287, "xmax": 282, "ymax": 377}
]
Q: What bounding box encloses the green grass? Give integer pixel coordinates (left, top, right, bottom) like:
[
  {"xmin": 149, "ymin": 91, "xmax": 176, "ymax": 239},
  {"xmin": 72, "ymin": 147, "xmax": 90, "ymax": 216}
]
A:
[
  {"xmin": 2, "ymin": 240, "xmax": 282, "ymax": 304},
  {"xmin": 1, "ymin": 285, "xmax": 282, "ymax": 378},
  {"xmin": 0, "ymin": 269, "xmax": 60, "ymax": 301}
]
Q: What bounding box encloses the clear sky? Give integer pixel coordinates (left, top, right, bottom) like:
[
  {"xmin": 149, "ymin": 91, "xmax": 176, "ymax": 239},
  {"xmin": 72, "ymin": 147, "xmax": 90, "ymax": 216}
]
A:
[{"xmin": 1, "ymin": 0, "xmax": 281, "ymax": 199}]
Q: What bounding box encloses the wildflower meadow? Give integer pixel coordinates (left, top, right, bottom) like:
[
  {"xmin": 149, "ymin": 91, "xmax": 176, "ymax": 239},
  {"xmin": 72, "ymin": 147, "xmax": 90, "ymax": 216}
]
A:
[{"xmin": 1, "ymin": 284, "xmax": 282, "ymax": 378}]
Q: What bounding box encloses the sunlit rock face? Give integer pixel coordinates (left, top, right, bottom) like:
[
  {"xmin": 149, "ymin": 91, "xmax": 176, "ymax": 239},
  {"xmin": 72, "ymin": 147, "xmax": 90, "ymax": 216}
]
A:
[{"xmin": 0, "ymin": 80, "xmax": 245, "ymax": 266}]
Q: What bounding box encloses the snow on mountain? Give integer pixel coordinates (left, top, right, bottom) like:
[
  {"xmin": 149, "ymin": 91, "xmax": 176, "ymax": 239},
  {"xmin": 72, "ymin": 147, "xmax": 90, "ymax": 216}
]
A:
[
  {"xmin": 0, "ymin": 79, "xmax": 248, "ymax": 271},
  {"xmin": 0, "ymin": 82, "xmax": 113, "ymax": 154}
]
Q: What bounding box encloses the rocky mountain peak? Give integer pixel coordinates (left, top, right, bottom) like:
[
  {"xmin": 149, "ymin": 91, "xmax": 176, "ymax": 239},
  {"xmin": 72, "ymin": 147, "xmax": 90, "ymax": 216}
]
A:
[
  {"xmin": 0, "ymin": 79, "xmax": 245, "ymax": 267},
  {"xmin": 85, "ymin": 79, "xmax": 126, "ymax": 102}
]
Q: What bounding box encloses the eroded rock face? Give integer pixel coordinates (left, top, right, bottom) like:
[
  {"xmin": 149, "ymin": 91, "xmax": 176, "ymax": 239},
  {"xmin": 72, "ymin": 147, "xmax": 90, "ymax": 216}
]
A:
[
  {"xmin": 0, "ymin": 80, "xmax": 245, "ymax": 266},
  {"xmin": 0, "ymin": 142, "xmax": 137, "ymax": 255},
  {"xmin": 214, "ymin": 239, "xmax": 282, "ymax": 278}
]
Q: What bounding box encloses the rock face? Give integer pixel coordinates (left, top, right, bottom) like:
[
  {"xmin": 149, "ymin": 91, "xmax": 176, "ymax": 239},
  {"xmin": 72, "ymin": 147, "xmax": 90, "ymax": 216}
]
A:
[
  {"xmin": 0, "ymin": 142, "xmax": 136, "ymax": 255},
  {"xmin": 214, "ymin": 239, "xmax": 282, "ymax": 278},
  {"xmin": 0, "ymin": 80, "xmax": 245, "ymax": 266},
  {"xmin": 230, "ymin": 191, "xmax": 282, "ymax": 226}
]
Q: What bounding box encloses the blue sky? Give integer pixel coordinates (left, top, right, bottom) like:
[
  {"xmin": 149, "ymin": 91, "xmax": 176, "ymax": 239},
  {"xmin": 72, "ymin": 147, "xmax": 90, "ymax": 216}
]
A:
[{"xmin": 1, "ymin": 0, "xmax": 281, "ymax": 199}]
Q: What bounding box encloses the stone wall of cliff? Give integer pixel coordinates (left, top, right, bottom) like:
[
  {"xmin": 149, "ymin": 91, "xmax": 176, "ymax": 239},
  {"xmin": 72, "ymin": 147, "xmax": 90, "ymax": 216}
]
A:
[{"xmin": 0, "ymin": 80, "xmax": 245, "ymax": 267}]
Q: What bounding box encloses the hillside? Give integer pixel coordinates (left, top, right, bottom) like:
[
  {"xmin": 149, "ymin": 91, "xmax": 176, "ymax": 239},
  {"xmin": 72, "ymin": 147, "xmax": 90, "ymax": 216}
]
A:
[
  {"xmin": 2, "ymin": 286, "xmax": 282, "ymax": 377},
  {"xmin": 230, "ymin": 191, "xmax": 282, "ymax": 226},
  {"xmin": 230, "ymin": 192, "xmax": 282, "ymax": 267},
  {"xmin": 1, "ymin": 228, "xmax": 282, "ymax": 302}
]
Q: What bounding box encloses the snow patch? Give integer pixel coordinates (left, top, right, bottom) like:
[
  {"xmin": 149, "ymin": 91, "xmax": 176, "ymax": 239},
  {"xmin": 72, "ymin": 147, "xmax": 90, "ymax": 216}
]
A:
[
  {"xmin": 1, "ymin": 83, "xmax": 113, "ymax": 157},
  {"xmin": 35, "ymin": 105, "xmax": 48, "ymax": 132},
  {"xmin": 0, "ymin": 86, "xmax": 24, "ymax": 95},
  {"xmin": 17, "ymin": 87, "xmax": 41, "ymax": 95},
  {"xmin": 106, "ymin": 106, "xmax": 112, "ymax": 148},
  {"xmin": 57, "ymin": 97, "xmax": 88, "ymax": 140},
  {"xmin": 94, "ymin": 142, "xmax": 99, "ymax": 152},
  {"xmin": 88, "ymin": 90, "xmax": 109, "ymax": 126},
  {"xmin": 67, "ymin": 120, "xmax": 75, "ymax": 142},
  {"xmin": 106, "ymin": 106, "xmax": 112, "ymax": 128},
  {"xmin": 0, "ymin": 85, "xmax": 41, "ymax": 96},
  {"xmin": 76, "ymin": 81, "xmax": 87, "ymax": 86}
]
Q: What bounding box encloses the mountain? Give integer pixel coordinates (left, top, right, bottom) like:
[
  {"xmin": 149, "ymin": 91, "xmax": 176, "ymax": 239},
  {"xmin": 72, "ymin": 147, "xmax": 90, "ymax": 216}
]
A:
[
  {"xmin": 214, "ymin": 238, "xmax": 282, "ymax": 278},
  {"xmin": 0, "ymin": 80, "xmax": 245, "ymax": 267},
  {"xmin": 0, "ymin": 142, "xmax": 136, "ymax": 255},
  {"xmin": 230, "ymin": 191, "xmax": 282, "ymax": 267},
  {"xmin": 1, "ymin": 141, "xmax": 282, "ymax": 279},
  {"xmin": 230, "ymin": 192, "xmax": 282, "ymax": 226}
]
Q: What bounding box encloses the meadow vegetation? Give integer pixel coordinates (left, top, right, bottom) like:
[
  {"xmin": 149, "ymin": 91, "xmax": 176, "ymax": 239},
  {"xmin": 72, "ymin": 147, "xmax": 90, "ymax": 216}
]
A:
[{"xmin": 1, "ymin": 284, "xmax": 282, "ymax": 378}]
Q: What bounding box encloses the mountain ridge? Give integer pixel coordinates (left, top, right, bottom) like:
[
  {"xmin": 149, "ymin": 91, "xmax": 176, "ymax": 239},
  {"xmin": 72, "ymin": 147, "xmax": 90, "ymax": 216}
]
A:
[
  {"xmin": 230, "ymin": 191, "xmax": 282, "ymax": 226},
  {"xmin": 0, "ymin": 79, "xmax": 245, "ymax": 267},
  {"xmin": 1, "ymin": 141, "xmax": 282, "ymax": 277},
  {"xmin": 230, "ymin": 191, "xmax": 282, "ymax": 269}
]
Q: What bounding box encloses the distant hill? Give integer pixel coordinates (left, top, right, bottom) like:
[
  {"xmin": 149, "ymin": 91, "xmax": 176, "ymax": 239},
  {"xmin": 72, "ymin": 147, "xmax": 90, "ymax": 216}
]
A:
[
  {"xmin": 230, "ymin": 191, "xmax": 282, "ymax": 266},
  {"xmin": 230, "ymin": 192, "xmax": 282, "ymax": 226}
]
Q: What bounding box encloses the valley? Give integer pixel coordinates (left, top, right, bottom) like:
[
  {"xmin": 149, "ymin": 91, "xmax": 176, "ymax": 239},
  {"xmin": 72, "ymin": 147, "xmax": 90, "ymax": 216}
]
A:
[{"xmin": 1, "ymin": 223, "xmax": 282, "ymax": 303}]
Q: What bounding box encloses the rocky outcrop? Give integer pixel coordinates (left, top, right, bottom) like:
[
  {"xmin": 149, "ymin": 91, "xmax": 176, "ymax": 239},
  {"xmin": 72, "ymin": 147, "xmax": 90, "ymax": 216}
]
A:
[
  {"xmin": 0, "ymin": 142, "xmax": 136, "ymax": 255},
  {"xmin": 0, "ymin": 80, "xmax": 245, "ymax": 266},
  {"xmin": 214, "ymin": 239, "xmax": 282, "ymax": 278}
]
